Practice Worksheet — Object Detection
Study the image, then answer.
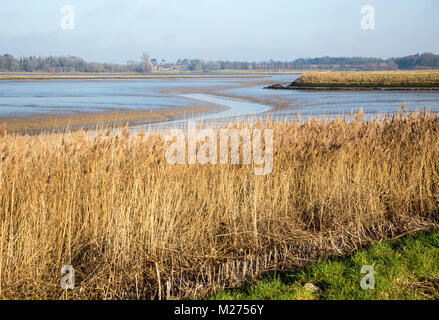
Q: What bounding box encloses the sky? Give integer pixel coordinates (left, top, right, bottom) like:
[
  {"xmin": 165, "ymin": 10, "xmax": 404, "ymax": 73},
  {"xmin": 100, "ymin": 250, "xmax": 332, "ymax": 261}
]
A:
[{"xmin": 0, "ymin": 0, "xmax": 438, "ymax": 64}]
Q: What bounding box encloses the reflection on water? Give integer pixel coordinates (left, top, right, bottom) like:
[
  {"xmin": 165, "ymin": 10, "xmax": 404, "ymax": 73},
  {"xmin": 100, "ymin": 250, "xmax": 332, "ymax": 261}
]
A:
[
  {"xmin": 1, "ymin": 74, "xmax": 439, "ymax": 126},
  {"xmin": 181, "ymin": 93, "xmax": 271, "ymax": 119}
]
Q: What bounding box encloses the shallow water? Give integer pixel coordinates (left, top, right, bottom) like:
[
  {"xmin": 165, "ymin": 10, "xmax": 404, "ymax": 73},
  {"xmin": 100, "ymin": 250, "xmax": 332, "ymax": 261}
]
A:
[
  {"xmin": 222, "ymin": 75, "xmax": 439, "ymax": 121},
  {"xmin": 1, "ymin": 74, "xmax": 439, "ymax": 125},
  {"xmin": 0, "ymin": 76, "xmax": 258, "ymax": 117},
  {"xmin": 181, "ymin": 93, "xmax": 271, "ymax": 119}
]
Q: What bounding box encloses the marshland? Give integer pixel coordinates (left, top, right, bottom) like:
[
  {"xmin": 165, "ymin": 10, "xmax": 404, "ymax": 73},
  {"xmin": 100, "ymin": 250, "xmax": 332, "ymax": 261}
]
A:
[{"xmin": 1, "ymin": 71, "xmax": 439, "ymax": 300}]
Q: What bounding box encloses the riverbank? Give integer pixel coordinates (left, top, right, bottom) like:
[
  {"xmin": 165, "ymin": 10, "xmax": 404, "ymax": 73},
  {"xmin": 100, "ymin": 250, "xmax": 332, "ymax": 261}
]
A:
[{"xmin": 266, "ymin": 71, "xmax": 439, "ymax": 90}]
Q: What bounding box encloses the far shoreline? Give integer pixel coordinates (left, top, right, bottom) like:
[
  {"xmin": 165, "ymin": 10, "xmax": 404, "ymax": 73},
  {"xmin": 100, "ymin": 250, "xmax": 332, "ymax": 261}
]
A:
[{"xmin": 0, "ymin": 71, "xmax": 301, "ymax": 81}]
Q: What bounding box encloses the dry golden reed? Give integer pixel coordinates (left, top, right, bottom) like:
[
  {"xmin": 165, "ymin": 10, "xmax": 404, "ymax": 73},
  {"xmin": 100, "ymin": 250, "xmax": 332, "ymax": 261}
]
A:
[
  {"xmin": 0, "ymin": 110, "xmax": 438, "ymax": 299},
  {"xmin": 293, "ymin": 71, "xmax": 439, "ymax": 87}
]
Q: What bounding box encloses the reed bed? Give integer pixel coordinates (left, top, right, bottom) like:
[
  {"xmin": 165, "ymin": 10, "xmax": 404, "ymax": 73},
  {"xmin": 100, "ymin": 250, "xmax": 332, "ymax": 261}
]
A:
[
  {"xmin": 292, "ymin": 71, "xmax": 439, "ymax": 88},
  {"xmin": 0, "ymin": 110, "xmax": 438, "ymax": 299}
]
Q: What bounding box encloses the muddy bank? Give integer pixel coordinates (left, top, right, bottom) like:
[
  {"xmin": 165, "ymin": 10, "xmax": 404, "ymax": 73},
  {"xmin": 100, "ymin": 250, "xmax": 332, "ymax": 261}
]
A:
[
  {"xmin": 265, "ymin": 83, "xmax": 439, "ymax": 90},
  {"xmin": 0, "ymin": 105, "xmax": 214, "ymax": 134}
]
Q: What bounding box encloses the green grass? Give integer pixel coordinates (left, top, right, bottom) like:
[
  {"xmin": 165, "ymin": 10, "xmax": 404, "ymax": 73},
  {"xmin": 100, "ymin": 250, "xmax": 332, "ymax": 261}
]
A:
[{"xmin": 211, "ymin": 232, "xmax": 439, "ymax": 300}]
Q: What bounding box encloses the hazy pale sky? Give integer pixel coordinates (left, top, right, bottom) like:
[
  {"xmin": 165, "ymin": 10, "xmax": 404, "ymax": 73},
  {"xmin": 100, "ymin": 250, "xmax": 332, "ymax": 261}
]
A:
[{"xmin": 0, "ymin": 0, "xmax": 438, "ymax": 63}]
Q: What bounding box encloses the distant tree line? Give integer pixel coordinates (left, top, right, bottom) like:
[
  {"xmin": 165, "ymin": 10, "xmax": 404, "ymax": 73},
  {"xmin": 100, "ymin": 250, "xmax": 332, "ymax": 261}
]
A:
[
  {"xmin": 393, "ymin": 53, "xmax": 439, "ymax": 70},
  {"xmin": 286, "ymin": 53, "xmax": 439, "ymax": 71},
  {"xmin": 0, "ymin": 52, "xmax": 153, "ymax": 73},
  {"xmin": 178, "ymin": 53, "xmax": 439, "ymax": 71},
  {"xmin": 1, "ymin": 52, "xmax": 438, "ymax": 73}
]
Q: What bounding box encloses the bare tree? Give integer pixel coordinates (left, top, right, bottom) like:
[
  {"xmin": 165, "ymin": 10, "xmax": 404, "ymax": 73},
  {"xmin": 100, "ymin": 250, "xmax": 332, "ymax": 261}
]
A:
[{"xmin": 140, "ymin": 52, "xmax": 153, "ymax": 73}]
